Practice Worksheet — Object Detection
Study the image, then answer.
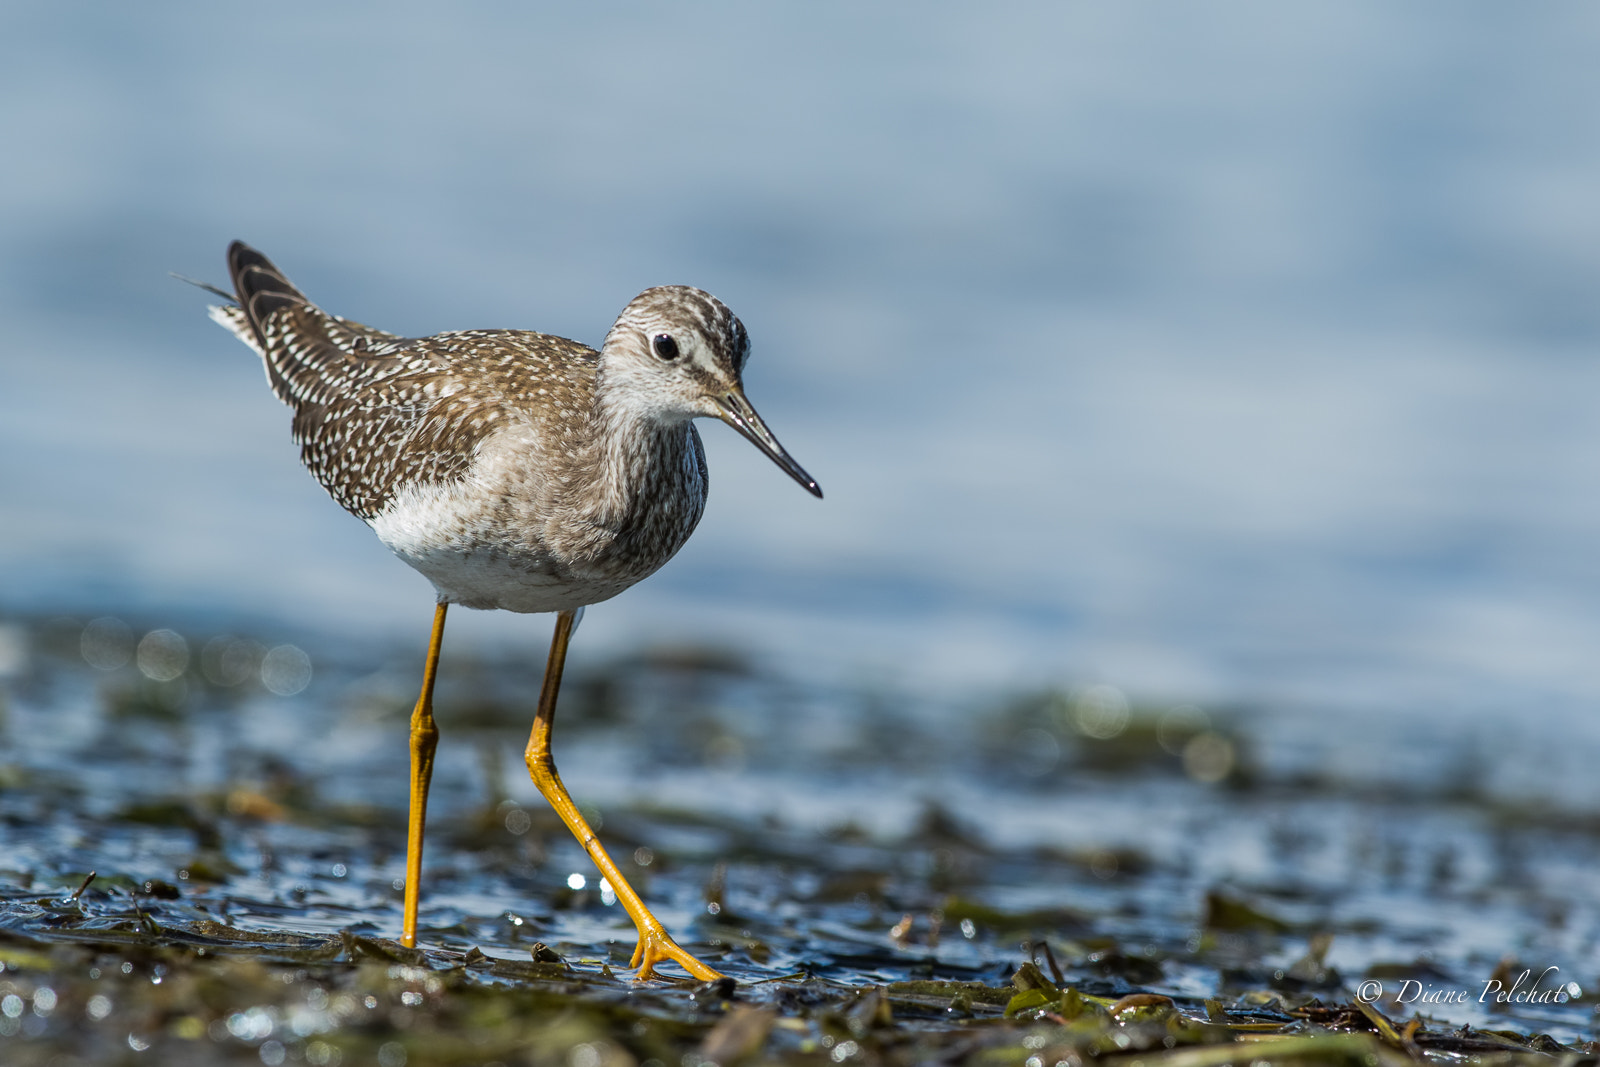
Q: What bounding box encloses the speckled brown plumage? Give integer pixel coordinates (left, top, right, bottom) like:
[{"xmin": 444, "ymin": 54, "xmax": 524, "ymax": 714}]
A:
[
  {"xmin": 210, "ymin": 241, "xmax": 819, "ymax": 615},
  {"xmin": 207, "ymin": 240, "xmax": 821, "ymax": 981}
]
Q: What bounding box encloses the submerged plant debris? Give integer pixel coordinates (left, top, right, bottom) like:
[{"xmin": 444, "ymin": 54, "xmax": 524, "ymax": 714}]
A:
[{"xmin": 0, "ymin": 612, "xmax": 1597, "ymax": 1065}]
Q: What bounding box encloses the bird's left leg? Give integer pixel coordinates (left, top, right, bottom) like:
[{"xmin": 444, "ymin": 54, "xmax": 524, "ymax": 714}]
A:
[
  {"xmin": 401, "ymin": 602, "xmax": 448, "ymax": 948},
  {"xmin": 523, "ymin": 609, "xmax": 724, "ymax": 982}
]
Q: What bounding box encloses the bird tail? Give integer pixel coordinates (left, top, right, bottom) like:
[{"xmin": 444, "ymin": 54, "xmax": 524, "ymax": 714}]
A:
[
  {"xmin": 227, "ymin": 240, "xmax": 314, "ymax": 352},
  {"xmin": 208, "ymin": 241, "xmax": 409, "ymax": 412},
  {"xmin": 207, "ymin": 303, "xmax": 264, "ymax": 356}
]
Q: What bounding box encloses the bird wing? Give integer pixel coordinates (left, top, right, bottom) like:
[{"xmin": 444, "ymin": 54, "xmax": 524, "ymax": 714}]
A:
[{"xmin": 218, "ymin": 241, "xmax": 520, "ymax": 521}]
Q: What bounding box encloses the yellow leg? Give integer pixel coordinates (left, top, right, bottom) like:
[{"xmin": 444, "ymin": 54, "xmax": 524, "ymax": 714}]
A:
[
  {"xmin": 524, "ymin": 609, "xmax": 724, "ymax": 982},
  {"xmin": 401, "ymin": 602, "xmax": 448, "ymax": 948}
]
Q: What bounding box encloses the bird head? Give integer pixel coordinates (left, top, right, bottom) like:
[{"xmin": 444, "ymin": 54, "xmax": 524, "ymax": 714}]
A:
[{"xmin": 601, "ymin": 286, "xmax": 822, "ymax": 498}]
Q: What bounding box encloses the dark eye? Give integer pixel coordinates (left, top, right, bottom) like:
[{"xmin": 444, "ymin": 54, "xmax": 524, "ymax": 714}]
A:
[{"xmin": 651, "ymin": 334, "xmax": 679, "ymax": 361}]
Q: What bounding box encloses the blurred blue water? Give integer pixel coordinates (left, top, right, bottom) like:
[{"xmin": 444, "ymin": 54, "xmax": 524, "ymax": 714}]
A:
[{"xmin": 5, "ymin": 3, "xmax": 1600, "ymax": 743}]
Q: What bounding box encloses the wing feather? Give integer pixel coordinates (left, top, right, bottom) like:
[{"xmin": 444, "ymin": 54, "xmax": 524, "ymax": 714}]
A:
[{"xmin": 218, "ymin": 241, "xmax": 512, "ymax": 519}]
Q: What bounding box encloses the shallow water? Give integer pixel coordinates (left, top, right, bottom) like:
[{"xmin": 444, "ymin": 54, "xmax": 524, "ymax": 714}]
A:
[{"xmin": 0, "ymin": 612, "xmax": 1596, "ymax": 1062}]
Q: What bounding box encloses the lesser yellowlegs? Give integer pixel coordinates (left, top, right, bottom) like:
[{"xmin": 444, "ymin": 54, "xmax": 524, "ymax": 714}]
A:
[{"xmin": 209, "ymin": 241, "xmax": 821, "ymax": 980}]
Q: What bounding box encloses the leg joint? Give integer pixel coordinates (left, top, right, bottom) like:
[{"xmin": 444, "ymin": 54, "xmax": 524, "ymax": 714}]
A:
[
  {"xmin": 524, "ymin": 745, "xmax": 556, "ymax": 786},
  {"xmin": 410, "ymin": 719, "xmax": 440, "ymax": 752}
]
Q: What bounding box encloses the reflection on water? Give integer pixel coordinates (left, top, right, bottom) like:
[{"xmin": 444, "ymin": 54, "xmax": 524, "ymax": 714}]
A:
[{"xmin": 1, "ymin": 611, "xmax": 1597, "ymax": 1057}]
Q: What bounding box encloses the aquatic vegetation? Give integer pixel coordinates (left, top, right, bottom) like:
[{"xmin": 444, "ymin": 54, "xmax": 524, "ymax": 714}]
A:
[{"xmin": 0, "ymin": 614, "xmax": 1595, "ymax": 1063}]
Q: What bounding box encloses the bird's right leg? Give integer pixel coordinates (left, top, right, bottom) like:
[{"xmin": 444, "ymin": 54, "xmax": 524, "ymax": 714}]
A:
[
  {"xmin": 401, "ymin": 602, "xmax": 448, "ymax": 948},
  {"xmin": 524, "ymin": 609, "xmax": 724, "ymax": 982}
]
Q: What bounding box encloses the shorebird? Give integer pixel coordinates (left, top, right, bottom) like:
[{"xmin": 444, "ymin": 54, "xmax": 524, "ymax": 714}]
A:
[{"xmin": 208, "ymin": 241, "xmax": 821, "ymax": 981}]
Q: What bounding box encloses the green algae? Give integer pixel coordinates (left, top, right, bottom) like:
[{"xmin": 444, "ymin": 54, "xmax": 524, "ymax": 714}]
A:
[{"xmin": 0, "ymin": 612, "xmax": 1597, "ymax": 1064}]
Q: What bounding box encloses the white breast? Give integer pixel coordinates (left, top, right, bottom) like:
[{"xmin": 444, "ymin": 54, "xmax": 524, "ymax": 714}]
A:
[{"xmin": 369, "ymin": 473, "xmax": 635, "ymax": 614}]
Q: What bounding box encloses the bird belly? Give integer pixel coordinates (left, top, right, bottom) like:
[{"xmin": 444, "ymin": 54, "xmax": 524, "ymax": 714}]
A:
[
  {"xmin": 370, "ymin": 483, "xmax": 637, "ymax": 613},
  {"xmin": 393, "ymin": 542, "xmax": 634, "ymax": 613}
]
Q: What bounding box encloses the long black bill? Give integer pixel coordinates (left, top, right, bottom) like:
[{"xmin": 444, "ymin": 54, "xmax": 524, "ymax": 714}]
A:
[{"xmin": 716, "ymin": 390, "xmax": 823, "ymax": 498}]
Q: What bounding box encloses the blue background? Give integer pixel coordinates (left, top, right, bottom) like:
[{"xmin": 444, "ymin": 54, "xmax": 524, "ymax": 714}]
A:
[{"xmin": 5, "ymin": 3, "xmax": 1600, "ymax": 748}]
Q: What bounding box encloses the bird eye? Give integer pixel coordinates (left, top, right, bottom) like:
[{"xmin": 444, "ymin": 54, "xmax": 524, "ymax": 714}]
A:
[{"xmin": 651, "ymin": 334, "xmax": 680, "ymax": 361}]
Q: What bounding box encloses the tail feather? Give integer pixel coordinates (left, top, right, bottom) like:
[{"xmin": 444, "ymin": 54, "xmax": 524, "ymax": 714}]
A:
[
  {"xmin": 208, "ymin": 303, "xmax": 263, "ymax": 356},
  {"xmin": 170, "ymin": 271, "xmax": 236, "ymax": 302},
  {"xmin": 214, "ymin": 241, "xmax": 411, "ymax": 411},
  {"xmin": 227, "ymin": 240, "xmax": 312, "ymax": 350}
]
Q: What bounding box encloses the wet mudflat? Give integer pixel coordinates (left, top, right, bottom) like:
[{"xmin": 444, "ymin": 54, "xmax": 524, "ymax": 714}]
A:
[{"xmin": 0, "ymin": 614, "xmax": 1597, "ymax": 1065}]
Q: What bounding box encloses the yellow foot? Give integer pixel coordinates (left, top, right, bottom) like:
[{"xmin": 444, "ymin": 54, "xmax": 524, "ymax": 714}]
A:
[{"xmin": 630, "ymin": 927, "xmax": 724, "ymax": 982}]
